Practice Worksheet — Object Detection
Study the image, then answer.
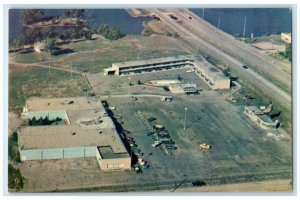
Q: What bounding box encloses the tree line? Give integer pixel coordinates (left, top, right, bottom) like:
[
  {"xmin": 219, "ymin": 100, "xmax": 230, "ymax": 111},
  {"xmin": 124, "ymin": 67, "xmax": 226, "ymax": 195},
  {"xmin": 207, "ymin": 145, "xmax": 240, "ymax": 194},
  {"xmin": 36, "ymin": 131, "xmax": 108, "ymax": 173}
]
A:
[
  {"xmin": 10, "ymin": 9, "xmax": 92, "ymax": 49},
  {"xmin": 10, "ymin": 9, "xmax": 126, "ymax": 52},
  {"xmin": 29, "ymin": 116, "xmax": 63, "ymax": 126}
]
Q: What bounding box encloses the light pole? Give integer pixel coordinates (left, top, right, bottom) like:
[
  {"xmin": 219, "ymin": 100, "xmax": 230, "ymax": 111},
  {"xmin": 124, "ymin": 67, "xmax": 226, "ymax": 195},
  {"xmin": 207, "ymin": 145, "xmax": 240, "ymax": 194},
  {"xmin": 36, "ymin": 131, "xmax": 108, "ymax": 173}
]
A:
[
  {"xmin": 128, "ymin": 77, "xmax": 131, "ymax": 95},
  {"xmin": 184, "ymin": 107, "xmax": 187, "ymax": 131}
]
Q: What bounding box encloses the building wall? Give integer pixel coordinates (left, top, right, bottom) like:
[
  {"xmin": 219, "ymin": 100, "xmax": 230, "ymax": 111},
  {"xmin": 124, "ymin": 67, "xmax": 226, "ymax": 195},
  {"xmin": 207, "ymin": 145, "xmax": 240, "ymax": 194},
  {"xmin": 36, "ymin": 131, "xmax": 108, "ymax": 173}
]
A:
[
  {"xmin": 96, "ymin": 156, "xmax": 131, "ymax": 171},
  {"xmin": 96, "ymin": 150, "xmax": 131, "ymax": 171},
  {"xmin": 19, "ymin": 146, "xmax": 97, "ymax": 161},
  {"xmin": 243, "ymin": 107, "xmax": 277, "ymax": 130},
  {"xmin": 281, "ymin": 33, "xmax": 291, "ymax": 44}
]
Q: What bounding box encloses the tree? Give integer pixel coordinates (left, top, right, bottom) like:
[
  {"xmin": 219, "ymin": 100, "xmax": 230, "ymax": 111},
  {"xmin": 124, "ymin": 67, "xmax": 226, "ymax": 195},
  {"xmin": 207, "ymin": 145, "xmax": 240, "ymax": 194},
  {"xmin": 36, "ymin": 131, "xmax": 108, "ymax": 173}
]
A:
[
  {"xmin": 30, "ymin": 117, "xmax": 37, "ymax": 126},
  {"xmin": 8, "ymin": 132, "xmax": 20, "ymax": 163},
  {"xmin": 8, "ymin": 164, "xmax": 24, "ymax": 190},
  {"xmin": 21, "ymin": 9, "xmax": 44, "ymax": 25},
  {"xmin": 44, "ymin": 37, "xmax": 58, "ymax": 54},
  {"xmin": 97, "ymin": 24, "xmax": 126, "ymax": 40},
  {"xmin": 284, "ymin": 43, "xmax": 292, "ymax": 61},
  {"xmin": 137, "ymin": 80, "xmax": 142, "ymax": 85}
]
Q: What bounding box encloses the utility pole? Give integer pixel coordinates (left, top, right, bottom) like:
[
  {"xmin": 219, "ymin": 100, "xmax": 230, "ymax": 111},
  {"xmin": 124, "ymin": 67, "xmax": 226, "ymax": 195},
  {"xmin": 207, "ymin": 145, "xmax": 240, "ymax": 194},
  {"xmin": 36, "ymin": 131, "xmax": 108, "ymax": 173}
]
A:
[
  {"xmin": 71, "ymin": 63, "xmax": 73, "ymax": 79},
  {"xmin": 48, "ymin": 64, "xmax": 50, "ymax": 76},
  {"xmin": 242, "ymin": 16, "xmax": 247, "ymax": 43},
  {"xmin": 128, "ymin": 76, "xmax": 131, "ymax": 95},
  {"xmin": 202, "ymin": 8, "xmax": 205, "ymax": 19},
  {"xmin": 184, "ymin": 107, "xmax": 187, "ymax": 131},
  {"xmin": 217, "ymin": 16, "xmax": 221, "ymax": 30}
]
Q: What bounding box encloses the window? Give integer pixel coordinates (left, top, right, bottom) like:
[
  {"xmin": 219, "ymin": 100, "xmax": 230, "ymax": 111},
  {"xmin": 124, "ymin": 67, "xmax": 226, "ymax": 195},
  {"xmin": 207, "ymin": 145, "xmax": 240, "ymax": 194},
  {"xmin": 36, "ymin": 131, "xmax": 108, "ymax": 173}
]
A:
[{"xmin": 107, "ymin": 163, "xmax": 123, "ymax": 169}]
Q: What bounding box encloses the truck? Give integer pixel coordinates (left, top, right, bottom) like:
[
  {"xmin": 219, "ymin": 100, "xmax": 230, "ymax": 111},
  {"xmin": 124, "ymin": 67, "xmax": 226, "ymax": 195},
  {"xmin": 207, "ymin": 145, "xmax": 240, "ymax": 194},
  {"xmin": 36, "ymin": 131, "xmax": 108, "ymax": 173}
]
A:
[
  {"xmin": 199, "ymin": 143, "xmax": 211, "ymax": 150},
  {"xmin": 161, "ymin": 96, "xmax": 173, "ymax": 102},
  {"xmin": 132, "ymin": 96, "xmax": 137, "ymax": 101},
  {"xmin": 154, "ymin": 124, "xmax": 164, "ymax": 130},
  {"xmin": 151, "ymin": 140, "xmax": 162, "ymax": 147},
  {"xmin": 159, "ymin": 137, "xmax": 172, "ymax": 142},
  {"xmin": 109, "ymin": 106, "xmax": 116, "ymax": 110}
]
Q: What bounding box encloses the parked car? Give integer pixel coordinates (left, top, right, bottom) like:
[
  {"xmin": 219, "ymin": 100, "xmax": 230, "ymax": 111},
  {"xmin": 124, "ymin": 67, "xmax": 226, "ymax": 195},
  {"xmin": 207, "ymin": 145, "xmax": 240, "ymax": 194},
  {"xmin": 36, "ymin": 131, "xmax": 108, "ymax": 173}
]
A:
[
  {"xmin": 162, "ymin": 140, "xmax": 175, "ymax": 145},
  {"xmin": 129, "ymin": 143, "xmax": 137, "ymax": 147},
  {"xmin": 144, "ymin": 131, "xmax": 155, "ymax": 136},
  {"xmin": 133, "ymin": 166, "xmax": 143, "ymax": 174},
  {"xmin": 165, "ymin": 145, "xmax": 177, "ymax": 150}
]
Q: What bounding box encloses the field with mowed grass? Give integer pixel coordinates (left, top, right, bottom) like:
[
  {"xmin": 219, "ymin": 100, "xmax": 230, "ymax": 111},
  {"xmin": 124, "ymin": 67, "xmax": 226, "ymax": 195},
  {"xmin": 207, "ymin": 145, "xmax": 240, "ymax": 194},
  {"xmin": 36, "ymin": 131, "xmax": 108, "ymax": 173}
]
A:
[
  {"xmin": 9, "ymin": 64, "xmax": 87, "ymax": 112},
  {"xmin": 13, "ymin": 35, "xmax": 191, "ymax": 74}
]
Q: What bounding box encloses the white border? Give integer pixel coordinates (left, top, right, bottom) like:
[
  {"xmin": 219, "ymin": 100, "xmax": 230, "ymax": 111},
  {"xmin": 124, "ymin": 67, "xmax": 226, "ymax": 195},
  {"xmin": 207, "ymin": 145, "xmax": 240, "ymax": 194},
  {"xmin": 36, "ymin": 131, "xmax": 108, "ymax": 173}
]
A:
[{"xmin": 1, "ymin": 0, "xmax": 299, "ymax": 199}]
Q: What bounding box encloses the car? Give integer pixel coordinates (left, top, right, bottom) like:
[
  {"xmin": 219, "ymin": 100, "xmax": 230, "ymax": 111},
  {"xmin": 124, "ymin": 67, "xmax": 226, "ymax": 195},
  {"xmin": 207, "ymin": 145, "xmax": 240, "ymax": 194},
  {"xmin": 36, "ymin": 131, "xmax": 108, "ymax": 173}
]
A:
[
  {"xmin": 151, "ymin": 141, "xmax": 162, "ymax": 147},
  {"xmin": 131, "ymin": 147, "xmax": 141, "ymax": 153},
  {"xmin": 192, "ymin": 180, "xmax": 206, "ymax": 187},
  {"xmin": 242, "ymin": 65, "xmax": 248, "ymax": 69},
  {"xmin": 165, "ymin": 145, "xmax": 177, "ymax": 150},
  {"xmin": 147, "ymin": 117, "xmax": 156, "ymax": 122},
  {"xmin": 123, "ymin": 130, "xmax": 131, "ymax": 134},
  {"xmin": 125, "ymin": 136, "xmax": 134, "ymax": 140},
  {"xmin": 144, "ymin": 131, "xmax": 155, "ymax": 136},
  {"xmin": 134, "ymin": 152, "xmax": 143, "ymax": 157},
  {"xmin": 162, "ymin": 140, "xmax": 175, "ymax": 145},
  {"xmin": 140, "ymin": 163, "xmax": 150, "ymax": 169},
  {"xmin": 133, "ymin": 166, "xmax": 143, "ymax": 174},
  {"xmin": 129, "ymin": 143, "xmax": 137, "ymax": 147}
]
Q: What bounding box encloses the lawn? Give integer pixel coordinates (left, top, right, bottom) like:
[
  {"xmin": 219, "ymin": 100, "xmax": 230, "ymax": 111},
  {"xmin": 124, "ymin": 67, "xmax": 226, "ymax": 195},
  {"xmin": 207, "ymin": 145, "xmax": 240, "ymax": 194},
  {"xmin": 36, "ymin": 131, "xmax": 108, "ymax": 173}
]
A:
[{"xmin": 9, "ymin": 65, "xmax": 87, "ymax": 112}]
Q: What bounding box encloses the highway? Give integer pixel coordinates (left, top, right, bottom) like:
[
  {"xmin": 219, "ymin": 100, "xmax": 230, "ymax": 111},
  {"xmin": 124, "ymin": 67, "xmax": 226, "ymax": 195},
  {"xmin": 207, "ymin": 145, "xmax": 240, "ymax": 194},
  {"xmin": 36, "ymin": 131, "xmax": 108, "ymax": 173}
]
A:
[
  {"xmin": 148, "ymin": 8, "xmax": 291, "ymax": 111},
  {"xmin": 174, "ymin": 9, "xmax": 291, "ymax": 81}
]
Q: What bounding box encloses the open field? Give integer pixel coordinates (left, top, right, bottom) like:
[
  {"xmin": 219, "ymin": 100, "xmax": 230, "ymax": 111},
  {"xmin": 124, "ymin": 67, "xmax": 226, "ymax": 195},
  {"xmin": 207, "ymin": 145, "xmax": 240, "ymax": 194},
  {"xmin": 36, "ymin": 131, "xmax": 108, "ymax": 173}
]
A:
[
  {"xmin": 160, "ymin": 179, "xmax": 292, "ymax": 192},
  {"xmin": 9, "ymin": 64, "xmax": 87, "ymax": 112},
  {"xmin": 13, "ymin": 35, "xmax": 191, "ymax": 74}
]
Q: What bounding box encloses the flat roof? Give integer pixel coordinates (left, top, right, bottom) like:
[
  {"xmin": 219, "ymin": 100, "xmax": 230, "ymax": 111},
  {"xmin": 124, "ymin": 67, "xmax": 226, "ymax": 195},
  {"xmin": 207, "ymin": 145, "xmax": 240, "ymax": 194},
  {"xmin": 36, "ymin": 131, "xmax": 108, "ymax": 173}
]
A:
[
  {"xmin": 18, "ymin": 120, "xmax": 127, "ymax": 153},
  {"xmin": 194, "ymin": 56, "xmax": 228, "ymax": 81},
  {"xmin": 113, "ymin": 55, "xmax": 193, "ymax": 69},
  {"xmin": 26, "ymin": 97, "xmax": 103, "ymax": 112},
  {"xmin": 19, "ymin": 97, "xmax": 128, "ymax": 155},
  {"xmin": 97, "ymin": 146, "xmax": 129, "ymax": 159}
]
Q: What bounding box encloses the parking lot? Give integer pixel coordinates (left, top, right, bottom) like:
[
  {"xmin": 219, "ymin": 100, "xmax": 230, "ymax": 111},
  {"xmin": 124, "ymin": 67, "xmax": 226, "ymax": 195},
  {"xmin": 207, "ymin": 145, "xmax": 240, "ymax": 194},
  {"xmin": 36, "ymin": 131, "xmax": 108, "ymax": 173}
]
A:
[
  {"xmin": 19, "ymin": 69, "xmax": 292, "ymax": 192},
  {"xmin": 87, "ymin": 68, "xmax": 211, "ymax": 96},
  {"xmin": 104, "ymin": 92, "xmax": 292, "ymax": 186}
]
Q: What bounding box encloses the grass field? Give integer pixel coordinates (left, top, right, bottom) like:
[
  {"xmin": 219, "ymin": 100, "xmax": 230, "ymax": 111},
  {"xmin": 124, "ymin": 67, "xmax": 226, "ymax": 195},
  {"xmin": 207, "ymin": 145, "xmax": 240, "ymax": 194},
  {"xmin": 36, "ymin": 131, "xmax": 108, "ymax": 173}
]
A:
[
  {"xmin": 9, "ymin": 64, "xmax": 87, "ymax": 112},
  {"xmin": 9, "ymin": 34, "xmax": 191, "ymax": 112},
  {"xmin": 14, "ymin": 35, "xmax": 190, "ymax": 74}
]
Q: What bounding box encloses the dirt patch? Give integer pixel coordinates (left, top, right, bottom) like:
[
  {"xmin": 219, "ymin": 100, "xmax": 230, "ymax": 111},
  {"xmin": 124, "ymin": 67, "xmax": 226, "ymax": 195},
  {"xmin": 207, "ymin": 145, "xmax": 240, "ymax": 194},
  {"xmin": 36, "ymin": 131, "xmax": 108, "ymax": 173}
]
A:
[
  {"xmin": 8, "ymin": 112, "xmax": 24, "ymax": 136},
  {"xmin": 168, "ymin": 179, "xmax": 292, "ymax": 192}
]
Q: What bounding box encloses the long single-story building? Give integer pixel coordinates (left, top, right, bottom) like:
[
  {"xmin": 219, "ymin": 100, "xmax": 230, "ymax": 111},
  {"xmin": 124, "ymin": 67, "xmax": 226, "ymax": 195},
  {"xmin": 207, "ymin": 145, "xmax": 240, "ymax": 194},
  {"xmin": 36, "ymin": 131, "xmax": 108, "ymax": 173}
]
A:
[
  {"xmin": 104, "ymin": 55, "xmax": 194, "ymax": 76},
  {"xmin": 244, "ymin": 106, "xmax": 279, "ymax": 130},
  {"xmin": 104, "ymin": 55, "xmax": 230, "ymax": 90},
  {"xmin": 193, "ymin": 56, "xmax": 231, "ymax": 90},
  {"xmin": 18, "ymin": 97, "xmax": 131, "ymax": 171}
]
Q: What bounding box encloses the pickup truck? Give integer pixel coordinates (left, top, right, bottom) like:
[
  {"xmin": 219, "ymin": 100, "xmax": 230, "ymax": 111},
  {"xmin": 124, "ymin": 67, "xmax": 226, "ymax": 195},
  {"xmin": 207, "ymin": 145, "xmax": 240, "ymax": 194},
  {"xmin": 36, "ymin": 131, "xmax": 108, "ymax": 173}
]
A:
[{"xmin": 151, "ymin": 140, "xmax": 162, "ymax": 147}]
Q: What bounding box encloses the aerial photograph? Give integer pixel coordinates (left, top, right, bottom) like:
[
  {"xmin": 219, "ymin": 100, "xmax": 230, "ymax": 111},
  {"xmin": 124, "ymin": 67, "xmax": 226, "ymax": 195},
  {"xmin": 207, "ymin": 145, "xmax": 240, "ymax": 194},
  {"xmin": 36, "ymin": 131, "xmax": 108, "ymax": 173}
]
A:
[{"xmin": 7, "ymin": 7, "xmax": 293, "ymax": 193}]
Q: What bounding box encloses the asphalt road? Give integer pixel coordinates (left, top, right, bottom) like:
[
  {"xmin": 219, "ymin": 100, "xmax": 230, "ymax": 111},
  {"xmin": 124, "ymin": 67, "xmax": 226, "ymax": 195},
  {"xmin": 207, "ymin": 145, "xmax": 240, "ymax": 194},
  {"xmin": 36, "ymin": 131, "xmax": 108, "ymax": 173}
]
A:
[
  {"xmin": 173, "ymin": 9, "xmax": 291, "ymax": 81},
  {"xmin": 148, "ymin": 9, "xmax": 291, "ymax": 111}
]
